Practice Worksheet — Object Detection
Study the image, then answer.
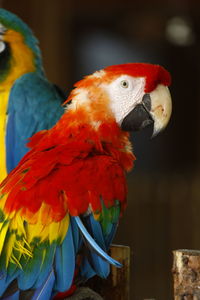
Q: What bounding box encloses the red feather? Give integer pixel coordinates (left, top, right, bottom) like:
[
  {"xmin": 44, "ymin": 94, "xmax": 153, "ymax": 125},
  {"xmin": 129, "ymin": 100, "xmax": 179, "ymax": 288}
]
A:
[{"xmin": 1, "ymin": 109, "xmax": 134, "ymax": 223}]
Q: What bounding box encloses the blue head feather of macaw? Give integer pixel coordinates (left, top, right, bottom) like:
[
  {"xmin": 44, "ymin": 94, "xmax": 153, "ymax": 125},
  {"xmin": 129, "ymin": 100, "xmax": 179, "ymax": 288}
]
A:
[{"xmin": 0, "ymin": 8, "xmax": 43, "ymax": 84}]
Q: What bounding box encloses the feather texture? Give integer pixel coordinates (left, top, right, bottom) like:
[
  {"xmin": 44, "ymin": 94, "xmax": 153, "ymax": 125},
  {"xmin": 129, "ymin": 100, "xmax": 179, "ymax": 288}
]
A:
[
  {"xmin": 6, "ymin": 72, "xmax": 64, "ymax": 173},
  {"xmin": 74, "ymin": 216, "xmax": 122, "ymax": 268},
  {"xmin": 0, "ymin": 61, "xmax": 172, "ymax": 298},
  {"xmin": 32, "ymin": 270, "xmax": 55, "ymax": 300}
]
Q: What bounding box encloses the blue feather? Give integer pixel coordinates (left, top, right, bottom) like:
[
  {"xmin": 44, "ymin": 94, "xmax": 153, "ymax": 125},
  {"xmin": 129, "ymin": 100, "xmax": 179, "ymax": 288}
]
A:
[
  {"xmin": 18, "ymin": 247, "xmax": 44, "ymax": 290},
  {"xmin": 105, "ymin": 222, "xmax": 118, "ymax": 249},
  {"xmin": 70, "ymin": 217, "xmax": 82, "ymax": 254},
  {"xmin": 0, "ymin": 270, "xmax": 21, "ymax": 297},
  {"xmin": 83, "ymin": 215, "xmax": 110, "ymax": 278},
  {"xmin": 74, "ymin": 216, "xmax": 122, "ymax": 268},
  {"xmin": 33, "ymin": 243, "xmax": 57, "ymax": 289},
  {"xmin": 32, "ymin": 270, "xmax": 55, "ymax": 300},
  {"xmin": 80, "ymin": 257, "xmax": 96, "ymax": 280},
  {"xmin": 84, "ymin": 215, "xmax": 107, "ymax": 250},
  {"xmin": 54, "ymin": 222, "xmax": 75, "ymax": 292},
  {"xmin": 6, "ymin": 72, "xmax": 65, "ymax": 172}
]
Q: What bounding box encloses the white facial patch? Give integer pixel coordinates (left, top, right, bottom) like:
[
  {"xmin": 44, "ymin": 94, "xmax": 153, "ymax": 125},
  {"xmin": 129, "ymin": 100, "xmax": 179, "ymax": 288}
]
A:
[
  {"xmin": 67, "ymin": 88, "xmax": 91, "ymax": 112},
  {"xmin": 103, "ymin": 75, "xmax": 146, "ymax": 124}
]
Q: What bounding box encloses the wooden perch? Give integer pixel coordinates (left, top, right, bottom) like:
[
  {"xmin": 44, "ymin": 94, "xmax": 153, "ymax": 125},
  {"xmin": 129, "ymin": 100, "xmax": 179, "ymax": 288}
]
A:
[
  {"xmin": 67, "ymin": 287, "xmax": 103, "ymax": 300},
  {"xmin": 173, "ymin": 249, "xmax": 200, "ymax": 299}
]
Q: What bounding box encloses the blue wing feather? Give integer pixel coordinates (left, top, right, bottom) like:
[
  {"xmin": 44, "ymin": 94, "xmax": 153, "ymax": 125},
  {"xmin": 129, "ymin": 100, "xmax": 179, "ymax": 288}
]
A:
[
  {"xmin": 82, "ymin": 215, "xmax": 110, "ymax": 278},
  {"xmin": 70, "ymin": 216, "xmax": 82, "ymax": 253},
  {"xmin": 32, "ymin": 270, "xmax": 55, "ymax": 300},
  {"xmin": 80, "ymin": 257, "xmax": 96, "ymax": 281},
  {"xmin": 6, "ymin": 72, "xmax": 65, "ymax": 172},
  {"xmin": 74, "ymin": 216, "xmax": 122, "ymax": 268},
  {"xmin": 54, "ymin": 222, "xmax": 75, "ymax": 292},
  {"xmin": 18, "ymin": 247, "xmax": 44, "ymax": 290},
  {"xmin": 33, "ymin": 243, "xmax": 57, "ymax": 289}
]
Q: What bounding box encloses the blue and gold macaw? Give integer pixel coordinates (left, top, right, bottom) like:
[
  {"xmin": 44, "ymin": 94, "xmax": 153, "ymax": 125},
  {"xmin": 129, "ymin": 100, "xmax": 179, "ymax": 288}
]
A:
[{"xmin": 0, "ymin": 8, "xmax": 65, "ymax": 182}]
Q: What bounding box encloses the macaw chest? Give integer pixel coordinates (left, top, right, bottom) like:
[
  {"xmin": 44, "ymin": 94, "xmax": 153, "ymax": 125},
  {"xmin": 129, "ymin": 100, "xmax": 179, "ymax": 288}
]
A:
[{"xmin": 0, "ymin": 88, "xmax": 10, "ymax": 182}]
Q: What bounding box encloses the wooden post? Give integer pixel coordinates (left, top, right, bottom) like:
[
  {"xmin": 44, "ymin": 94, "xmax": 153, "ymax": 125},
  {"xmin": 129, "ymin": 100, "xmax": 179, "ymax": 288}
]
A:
[
  {"xmin": 67, "ymin": 287, "xmax": 103, "ymax": 300},
  {"xmin": 173, "ymin": 249, "xmax": 200, "ymax": 299},
  {"xmin": 87, "ymin": 244, "xmax": 130, "ymax": 300}
]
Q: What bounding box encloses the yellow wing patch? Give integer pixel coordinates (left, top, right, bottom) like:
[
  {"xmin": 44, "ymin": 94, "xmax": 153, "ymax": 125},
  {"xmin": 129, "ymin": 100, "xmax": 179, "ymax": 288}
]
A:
[{"xmin": 0, "ymin": 196, "xmax": 69, "ymax": 268}]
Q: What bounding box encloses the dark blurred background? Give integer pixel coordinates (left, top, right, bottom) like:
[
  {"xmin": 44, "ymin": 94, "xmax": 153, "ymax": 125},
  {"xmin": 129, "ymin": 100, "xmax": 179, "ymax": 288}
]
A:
[{"xmin": 1, "ymin": 0, "xmax": 200, "ymax": 299}]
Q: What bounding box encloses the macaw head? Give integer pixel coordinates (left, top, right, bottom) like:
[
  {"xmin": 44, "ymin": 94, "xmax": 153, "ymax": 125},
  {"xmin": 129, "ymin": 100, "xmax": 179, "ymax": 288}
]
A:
[
  {"xmin": 0, "ymin": 8, "xmax": 42, "ymax": 83},
  {"xmin": 67, "ymin": 63, "xmax": 172, "ymax": 136}
]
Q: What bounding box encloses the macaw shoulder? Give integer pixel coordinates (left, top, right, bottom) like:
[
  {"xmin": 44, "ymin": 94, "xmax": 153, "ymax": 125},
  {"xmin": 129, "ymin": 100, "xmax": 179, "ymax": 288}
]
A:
[
  {"xmin": 5, "ymin": 72, "xmax": 65, "ymax": 172},
  {"xmin": 8, "ymin": 72, "xmax": 65, "ymax": 109},
  {"xmin": 7, "ymin": 72, "xmax": 65, "ymax": 133}
]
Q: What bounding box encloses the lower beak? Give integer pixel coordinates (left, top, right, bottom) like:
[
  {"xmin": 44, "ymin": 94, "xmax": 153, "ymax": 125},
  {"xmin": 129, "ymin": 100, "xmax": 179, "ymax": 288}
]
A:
[{"xmin": 121, "ymin": 84, "xmax": 172, "ymax": 137}]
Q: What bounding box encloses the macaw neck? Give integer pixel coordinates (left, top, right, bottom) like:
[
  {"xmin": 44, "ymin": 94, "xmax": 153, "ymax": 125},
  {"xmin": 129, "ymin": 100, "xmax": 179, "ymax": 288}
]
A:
[
  {"xmin": 27, "ymin": 89, "xmax": 136, "ymax": 172},
  {"xmin": 51, "ymin": 106, "xmax": 135, "ymax": 172}
]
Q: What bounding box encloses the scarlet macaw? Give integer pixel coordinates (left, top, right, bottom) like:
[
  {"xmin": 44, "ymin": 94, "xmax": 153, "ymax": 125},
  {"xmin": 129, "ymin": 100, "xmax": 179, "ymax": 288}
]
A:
[
  {"xmin": 0, "ymin": 63, "xmax": 172, "ymax": 299},
  {"xmin": 0, "ymin": 8, "xmax": 65, "ymax": 182}
]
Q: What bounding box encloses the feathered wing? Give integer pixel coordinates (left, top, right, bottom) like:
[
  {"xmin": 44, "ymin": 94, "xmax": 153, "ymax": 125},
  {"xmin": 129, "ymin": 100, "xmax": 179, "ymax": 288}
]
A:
[
  {"xmin": 0, "ymin": 128, "xmax": 129, "ymax": 299},
  {"xmin": 6, "ymin": 72, "xmax": 65, "ymax": 173}
]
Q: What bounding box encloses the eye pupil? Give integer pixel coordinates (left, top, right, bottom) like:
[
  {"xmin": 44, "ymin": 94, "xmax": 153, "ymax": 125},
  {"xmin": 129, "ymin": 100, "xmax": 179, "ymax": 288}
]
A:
[{"xmin": 121, "ymin": 80, "xmax": 129, "ymax": 88}]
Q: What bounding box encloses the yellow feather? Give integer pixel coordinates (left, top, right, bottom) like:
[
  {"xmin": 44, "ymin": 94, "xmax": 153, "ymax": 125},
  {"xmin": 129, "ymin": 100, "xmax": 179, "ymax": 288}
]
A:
[
  {"xmin": 9, "ymin": 213, "xmax": 26, "ymax": 237},
  {"xmin": 2, "ymin": 30, "xmax": 35, "ymax": 89},
  {"xmin": 0, "ymin": 221, "xmax": 5, "ymax": 233},
  {"xmin": 14, "ymin": 241, "xmax": 32, "ymax": 258},
  {"xmin": 0, "ymin": 29, "xmax": 36, "ymax": 182},
  {"xmin": 5, "ymin": 233, "xmax": 16, "ymax": 267},
  {"xmin": 0, "ymin": 200, "xmax": 70, "ymax": 269},
  {"xmin": 0, "ymin": 221, "xmax": 9, "ymax": 254},
  {"xmin": 0, "ymin": 91, "xmax": 9, "ymax": 182},
  {"xmin": 49, "ymin": 214, "xmax": 69, "ymax": 244}
]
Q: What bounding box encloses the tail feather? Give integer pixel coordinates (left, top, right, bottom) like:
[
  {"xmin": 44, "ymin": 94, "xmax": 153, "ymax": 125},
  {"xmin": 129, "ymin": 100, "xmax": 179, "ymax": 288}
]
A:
[
  {"xmin": 84, "ymin": 215, "xmax": 107, "ymax": 250},
  {"xmin": 82, "ymin": 215, "xmax": 110, "ymax": 278},
  {"xmin": 74, "ymin": 216, "xmax": 122, "ymax": 268},
  {"xmin": 80, "ymin": 257, "xmax": 96, "ymax": 280}
]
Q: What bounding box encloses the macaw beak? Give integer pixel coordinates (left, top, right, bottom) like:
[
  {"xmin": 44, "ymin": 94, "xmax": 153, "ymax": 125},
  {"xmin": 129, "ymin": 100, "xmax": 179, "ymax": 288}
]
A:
[
  {"xmin": 149, "ymin": 84, "xmax": 172, "ymax": 136},
  {"xmin": 121, "ymin": 84, "xmax": 172, "ymax": 137}
]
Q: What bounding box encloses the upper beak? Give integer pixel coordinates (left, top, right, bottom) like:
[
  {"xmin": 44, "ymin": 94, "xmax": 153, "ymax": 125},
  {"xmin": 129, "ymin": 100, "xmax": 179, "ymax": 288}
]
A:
[
  {"xmin": 121, "ymin": 84, "xmax": 172, "ymax": 137},
  {"xmin": 149, "ymin": 84, "xmax": 172, "ymax": 136}
]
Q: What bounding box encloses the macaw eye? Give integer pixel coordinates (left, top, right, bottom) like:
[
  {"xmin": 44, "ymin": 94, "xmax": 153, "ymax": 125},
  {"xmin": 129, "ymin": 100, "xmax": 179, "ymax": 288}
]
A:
[
  {"xmin": 120, "ymin": 80, "xmax": 129, "ymax": 88},
  {"xmin": 0, "ymin": 41, "xmax": 5, "ymax": 53}
]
